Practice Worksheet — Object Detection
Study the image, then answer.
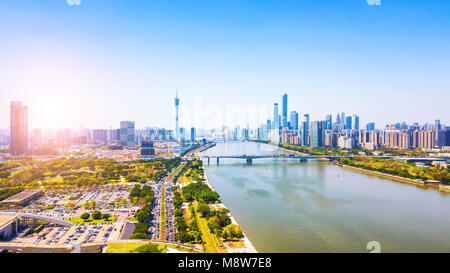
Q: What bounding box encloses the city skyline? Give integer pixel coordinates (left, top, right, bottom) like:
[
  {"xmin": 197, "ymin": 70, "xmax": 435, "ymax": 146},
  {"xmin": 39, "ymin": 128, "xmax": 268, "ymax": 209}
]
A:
[
  {"xmin": 1, "ymin": 95, "xmax": 447, "ymax": 132},
  {"xmin": 1, "ymin": 0, "xmax": 450, "ymax": 130}
]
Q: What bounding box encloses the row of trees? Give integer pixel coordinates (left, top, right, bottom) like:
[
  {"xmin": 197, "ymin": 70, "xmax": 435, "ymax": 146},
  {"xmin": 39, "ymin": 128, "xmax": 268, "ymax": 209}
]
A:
[
  {"xmin": 129, "ymin": 184, "xmax": 156, "ymax": 239},
  {"xmin": 129, "ymin": 184, "xmax": 156, "ymax": 205},
  {"xmin": 175, "ymin": 203, "xmax": 202, "ymax": 243},
  {"xmin": 182, "ymin": 182, "xmax": 220, "ymax": 204},
  {"xmin": 80, "ymin": 211, "xmax": 111, "ymax": 221},
  {"xmin": 200, "ymin": 205, "xmax": 241, "ymax": 240},
  {"xmin": 173, "ymin": 161, "xmax": 192, "ymax": 184}
]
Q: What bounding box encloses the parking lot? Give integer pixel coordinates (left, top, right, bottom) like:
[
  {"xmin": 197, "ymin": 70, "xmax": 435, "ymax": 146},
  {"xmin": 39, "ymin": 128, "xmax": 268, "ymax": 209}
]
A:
[{"xmin": 14, "ymin": 222, "xmax": 126, "ymax": 246}]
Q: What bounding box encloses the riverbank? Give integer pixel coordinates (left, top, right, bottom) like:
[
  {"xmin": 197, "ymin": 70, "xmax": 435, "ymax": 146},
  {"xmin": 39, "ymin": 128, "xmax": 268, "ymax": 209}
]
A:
[
  {"xmin": 334, "ymin": 162, "xmax": 450, "ymax": 192},
  {"xmin": 267, "ymin": 141, "xmax": 449, "ymax": 192},
  {"xmin": 203, "ymin": 170, "xmax": 257, "ymax": 253},
  {"xmin": 255, "ymin": 141, "xmax": 309, "ymax": 156}
]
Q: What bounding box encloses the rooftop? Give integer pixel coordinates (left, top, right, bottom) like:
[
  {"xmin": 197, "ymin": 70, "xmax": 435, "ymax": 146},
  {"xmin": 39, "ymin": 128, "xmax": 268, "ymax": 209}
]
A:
[
  {"xmin": 0, "ymin": 215, "xmax": 18, "ymax": 230},
  {"xmin": 0, "ymin": 189, "xmax": 43, "ymax": 204}
]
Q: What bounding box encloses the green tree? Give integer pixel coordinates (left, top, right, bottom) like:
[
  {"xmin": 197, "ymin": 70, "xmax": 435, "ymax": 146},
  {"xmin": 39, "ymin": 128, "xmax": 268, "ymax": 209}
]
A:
[
  {"xmin": 92, "ymin": 210, "xmax": 102, "ymax": 220},
  {"xmin": 223, "ymin": 224, "xmax": 242, "ymax": 239},
  {"xmin": 80, "ymin": 212, "xmax": 90, "ymax": 221},
  {"xmin": 197, "ymin": 202, "xmax": 210, "ymax": 217},
  {"xmin": 131, "ymin": 243, "xmax": 162, "ymax": 253},
  {"xmin": 102, "ymin": 213, "xmax": 111, "ymax": 221}
]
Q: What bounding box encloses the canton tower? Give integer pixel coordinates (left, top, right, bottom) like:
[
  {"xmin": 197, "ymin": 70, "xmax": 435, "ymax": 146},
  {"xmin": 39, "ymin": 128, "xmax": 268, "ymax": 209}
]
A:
[{"xmin": 175, "ymin": 92, "xmax": 179, "ymax": 142}]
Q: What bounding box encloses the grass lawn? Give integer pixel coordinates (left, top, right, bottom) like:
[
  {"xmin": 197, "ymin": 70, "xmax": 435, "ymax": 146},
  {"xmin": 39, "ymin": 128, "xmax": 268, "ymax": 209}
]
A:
[
  {"xmin": 179, "ymin": 174, "xmax": 195, "ymax": 187},
  {"xmin": 42, "ymin": 176, "xmax": 64, "ymax": 184},
  {"xmin": 105, "ymin": 242, "xmax": 166, "ymax": 253},
  {"xmin": 184, "ymin": 206, "xmax": 192, "ymax": 226},
  {"xmin": 193, "ymin": 203, "xmax": 227, "ymax": 253},
  {"xmin": 67, "ymin": 216, "xmax": 116, "ymax": 225}
]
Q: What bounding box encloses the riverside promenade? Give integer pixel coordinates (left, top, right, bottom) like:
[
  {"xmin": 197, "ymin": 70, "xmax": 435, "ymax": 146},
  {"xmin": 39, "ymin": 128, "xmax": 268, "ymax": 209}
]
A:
[{"xmin": 203, "ymin": 170, "xmax": 257, "ymax": 253}]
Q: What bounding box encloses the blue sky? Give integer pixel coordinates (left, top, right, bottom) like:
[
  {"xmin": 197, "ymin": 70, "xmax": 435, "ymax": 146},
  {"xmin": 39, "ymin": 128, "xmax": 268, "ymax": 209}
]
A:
[{"xmin": 0, "ymin": 0, "xmax": 449, "ymax": 130}]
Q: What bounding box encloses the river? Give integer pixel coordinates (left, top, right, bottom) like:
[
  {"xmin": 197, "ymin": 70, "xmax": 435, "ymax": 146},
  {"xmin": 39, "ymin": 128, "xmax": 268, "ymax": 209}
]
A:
[{"xmin": 201, "ymin": 141, "xmax": 450, "ymax": 253}]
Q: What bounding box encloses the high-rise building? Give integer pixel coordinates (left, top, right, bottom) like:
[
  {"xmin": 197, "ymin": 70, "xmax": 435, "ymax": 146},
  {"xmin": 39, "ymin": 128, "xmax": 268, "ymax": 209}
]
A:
[
  {"xmin": 180, "ymin": 127, "xmax": 186, "ymax": 141},
  {"xmin": 353, "ymin": 115, "xmax": 359, "ymax": 131},
  {"xmin": 336, "ymin": 113, "xmax": 341, "ymax": 124},
  {"xmin": 366, "ymin": 122, "xmax": 375, "ymax": 131},
  {"xmin": 345, "ymin": 116, "xmax": 352, "ymax": 130},
  {"xmin": 282, "ymin": 93, "xmax": 288, "ymax": 128},
  {"xmin": 141, "ymin": 140, "xmax": 155, "ymax": 156},
  {"xmin": 304, "ymin": 114, "xmax": 310, "ymax": 127},
  {"xmin": 190, "ymin": 127, "xmax": 196, "ymax": 143},
  {"xmin": 120, "ymin": 121, "xmax": 135, "ymax": 146},
  {"xmin": 301, "ymin": 121, "xmax": 309, "ymax": 146},
  {"xmin": 435, "ymin": 120, "xmax": 441, "ymax": 143},
  {"xmin": 435, "ymin": 120, "xmax": 441, "ymax": 130},
  {"xmin": 324, "ymin": 130, "xmax": 338, "ymax": 147},
  {"xmin": 10, "ymin": 101, "xmax": 28, "ymax": 155},
  {"xmin": 175, "ymin": 93, "xmax": 180, "ymax": 141},
  {"xmin": 340, "ymin": 112, "xmax": 346, "ymax": 125},
  {"xmin": 93, "ymin": 129, "xmax": 108, "ymax": 143},
  {"xmin": 108, "ymin": 129, "xmax": 119, "ymax": 143},
  {"xmin": 273, "ymin": 103, "xmax": 279, "ymax": 130},
  {"xmin": 290, "ymin": 111, "xmax": 299, "ymax": 130},
  {"xmin": 325, "ymin": 114, "xmax": 332, "ymax": 130},
  {"xmin": 338, "ymin": 136, "xmax": 355, "ymax": 149},
  {"xmin": 310, "ymin": 121, "xmax": 325, "ymax": 148}
]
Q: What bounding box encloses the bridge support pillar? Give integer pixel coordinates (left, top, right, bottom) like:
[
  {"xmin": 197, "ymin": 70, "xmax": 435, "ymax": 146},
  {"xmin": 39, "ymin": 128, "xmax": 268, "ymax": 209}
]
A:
[{"xmin": 246, "ymin": 158, "xmax": 252, "ymax": 164}]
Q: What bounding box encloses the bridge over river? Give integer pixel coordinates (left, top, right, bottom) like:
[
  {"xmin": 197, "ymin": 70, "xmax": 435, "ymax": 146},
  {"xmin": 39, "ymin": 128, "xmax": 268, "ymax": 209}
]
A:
[{"xmin": 200, "ymin": 154, "xmax": 393, "ymax": 164}]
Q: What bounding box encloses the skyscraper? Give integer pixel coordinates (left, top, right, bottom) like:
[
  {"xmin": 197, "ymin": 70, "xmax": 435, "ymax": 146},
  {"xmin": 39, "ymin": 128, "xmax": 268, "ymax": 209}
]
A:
[
  {"xmin": 310, "ymin": 121, "xmax": 325, "ymax": 148},
  {"xmin": 325, "ymin": 114, "xmax": 332, "ymax": 130},
  {"xmin": 180, "ymin": 127, "xmax": 185, "ymax": 141},
  {"xmin": 290, "ymin": 111, "xmax": 299, "ymax": 130},
  {"xmin": 282, "ymin": 93, "xmax": 288, "ymax": 128},
  {"xmin": 353, "ymin": 114, "xmax": 359, "ymax": 131},
  {"xmin": 435, "ymin": 119, "xmax": 441, "ymax": 143},
  {"xmin": 273, "ymin": 103, "xmax": 279, "ymax": 130},
  {"xmin": 175, "ymin": 93, "xmax": 180, "ymax": 142},
  {"xmin": 301, "ymin": 121, "xmax": 308, "ymax": 146},
  {"xmin": 345, "ymin": 116, "xmax": 352, "ymax": 130},
  {"xmin": 304, "ymin": 114, "xmax": 310, "ymax": 128},
  {"xmin": 190, "ymin": 127, "xmax": 196, "ymax": 143},
  {"xmin": 120, "ymin": 121, "xmax": 135, "ymax": 146},
  {"xmin": 10, "ymin": 101, "xmax": 28, "ymax": 156}
]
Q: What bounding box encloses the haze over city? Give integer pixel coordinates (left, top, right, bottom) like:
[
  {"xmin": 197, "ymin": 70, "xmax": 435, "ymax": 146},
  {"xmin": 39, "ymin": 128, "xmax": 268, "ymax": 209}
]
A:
[{"xmin": 1, "ymin": 0, "xmax": 449, "ymax": 130}]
